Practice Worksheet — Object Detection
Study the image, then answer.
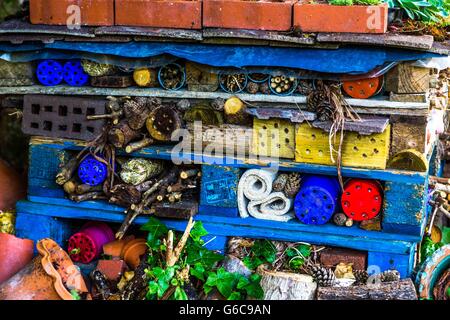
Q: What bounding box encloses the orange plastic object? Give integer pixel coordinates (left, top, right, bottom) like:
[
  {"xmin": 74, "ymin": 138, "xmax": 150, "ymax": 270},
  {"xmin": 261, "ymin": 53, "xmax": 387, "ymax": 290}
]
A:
[
  {"xmin": 121, "ymin": 238, "xmax": 147, "ymax": 270},
  {"xmin": 342, "ymin": 76, "xmax": 383, "ymax": 99}
]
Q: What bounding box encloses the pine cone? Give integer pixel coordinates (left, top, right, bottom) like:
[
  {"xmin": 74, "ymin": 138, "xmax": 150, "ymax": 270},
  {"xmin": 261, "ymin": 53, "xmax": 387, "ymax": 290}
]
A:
[
  {"xmin": 306, "ymin": 90, "xmax": 327, "ymax": 112},
  {"xmin": 332, "ymin": 213, "xmax": 348, "ymax": 226},
  {"xmin": 354, "ymin": 269, "xmax": 369, "ymax": 285},
  {"xmin": 316, "ymin": 104, "xmax": 334, "ymax": 122},
  {"xmin": 211, "ymin": 98, "xmax": 225, "ymax": 111},
  {"xmin": 308, "ymin": 264, "xmax": 336, "ymax": 287},
  {"xmin": 176, "ymin": 99, "xmax": 191, "ymax": 112},
  {"xmin": 283, "ymin": 172, "xmax": 301, "ymax": 198},
  {"xmin": 273, "ymin": 174, "xmax": 288, "ymax": 192},
  {"xmin": 124, "ymin": 99, "xmax": 150, "ymax": 130}
]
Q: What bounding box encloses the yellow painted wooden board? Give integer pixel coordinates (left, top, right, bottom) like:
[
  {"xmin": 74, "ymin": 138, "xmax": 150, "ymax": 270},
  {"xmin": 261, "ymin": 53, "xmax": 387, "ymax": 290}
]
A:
[
  {"xmin": 252, "ymin": 118, "xmax": 295, "ymax": 159},
  {"xmin": 295, "ymin": 123, "xmax": 391, "ymax": 169}
]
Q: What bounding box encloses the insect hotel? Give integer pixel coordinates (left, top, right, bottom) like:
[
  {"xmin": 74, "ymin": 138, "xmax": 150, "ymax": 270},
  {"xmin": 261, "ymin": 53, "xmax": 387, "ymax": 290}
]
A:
[{"xmin": 0, "ymin": 0, "xmax": 448, "ymax": 302}]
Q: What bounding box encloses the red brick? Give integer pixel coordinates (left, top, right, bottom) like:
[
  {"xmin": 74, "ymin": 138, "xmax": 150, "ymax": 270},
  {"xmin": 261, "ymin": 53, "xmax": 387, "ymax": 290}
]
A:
[
  {"xmin": 203, "ymin": 0, "xmax": 293, "ymax": 31},
  {"xmin": 96, "ymin": 259, "xmax": 127, "ymax": 282},
  {"xmin": 115, "ymin": 0, "xmax": 202, "ymax": 30},
  {"xmin": 293, "ymin": 3, "xmax": 388, "ymax": 34},
  {"xmin": 319, "ymin": 248, "xmax": 367, "ymax": 270},
  {"xmin": 30, "ymin": 0, "xmax": 114, "ymax": 26}
]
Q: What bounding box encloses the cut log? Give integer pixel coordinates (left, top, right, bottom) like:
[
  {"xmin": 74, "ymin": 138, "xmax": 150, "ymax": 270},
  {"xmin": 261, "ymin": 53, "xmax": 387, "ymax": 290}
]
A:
[
  {"xmin": 385, "ymin": 62, "xmax": 431, "ymax": 94},
  {"xmin": 317, "ymin": 278, "xmax": 418, "ymax": 300},
  {"xmin": 108, "ymin": 121, "xmax": 141, "ymax": 148},
  {"xmin": 224, "ymin": 97, "xmax": 252, "ymax": 126},
  {"xmin": 258, "ymin": 268, "xmax": 317, "ymax": 300}
]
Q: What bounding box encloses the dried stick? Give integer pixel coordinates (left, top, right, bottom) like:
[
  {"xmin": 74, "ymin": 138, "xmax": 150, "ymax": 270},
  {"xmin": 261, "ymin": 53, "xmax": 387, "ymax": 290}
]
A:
[{"xmin": 166, "ymin": 217, "xmax": 195, "ymax": 267}]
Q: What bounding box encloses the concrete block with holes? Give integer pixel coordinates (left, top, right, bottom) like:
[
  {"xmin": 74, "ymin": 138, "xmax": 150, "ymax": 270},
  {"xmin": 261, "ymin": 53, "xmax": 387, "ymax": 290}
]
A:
[
  {"xmin": 252, "ymin": 118, "xmax": 295, "ymax": 159},
  {"xmin": 22, "ymin": 95, "xmax": 106, "ymax": 141}
]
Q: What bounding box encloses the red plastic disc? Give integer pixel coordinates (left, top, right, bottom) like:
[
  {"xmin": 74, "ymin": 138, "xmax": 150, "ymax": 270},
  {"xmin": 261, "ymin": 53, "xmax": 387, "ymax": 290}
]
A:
[
  {"xmin": 341, "ymin": 179, "xmax": 383, "ymax": 221},
  {"xmin": 342, "ymin": 76, "xmax": 383, "ymax": 99},
  {"xmin": 68, "ymin": 233, "xmax": 96, "ymax": 264}
]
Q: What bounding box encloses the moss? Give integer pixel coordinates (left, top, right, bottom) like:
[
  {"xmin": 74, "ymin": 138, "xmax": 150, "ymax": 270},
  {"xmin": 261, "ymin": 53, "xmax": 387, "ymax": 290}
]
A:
[{"xmin": 329, "ymin": 0, "xmax": 354, "ymax": 5}]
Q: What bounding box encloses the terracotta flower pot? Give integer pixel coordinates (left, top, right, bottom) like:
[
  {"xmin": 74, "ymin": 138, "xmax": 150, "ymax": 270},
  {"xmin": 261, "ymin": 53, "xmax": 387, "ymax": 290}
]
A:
[
  {"xmin": 121, "ymin": 238, "xmax": 148, "ymax": 269},
  {"xmin": 0, "ymin": 238, "xmax": 90, "ymax": 300},
  {"xmin": 0, "ymin": 233, "xmax": 34, "ymax": 284},
  {"xmin": 103, "ymin": 235, "xmax": 135, "ymax": 258},
  {"xmin": 203, "ymin": 0, "xmax": 293, "ymax": 31},
  {"xmin": 293, "ymin": 3, "xmax": 388, "ymax": 34},
  {"xmin": 0, "ymin": 159, "xmax": 26, "ymax": 211}
]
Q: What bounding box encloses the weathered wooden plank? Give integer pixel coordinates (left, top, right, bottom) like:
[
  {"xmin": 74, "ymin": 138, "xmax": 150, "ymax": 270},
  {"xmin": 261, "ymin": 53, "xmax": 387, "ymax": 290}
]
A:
[
  {"xmin": 0, "ymin": 34, "xmax": 64, "ymax": 44},
  {"xmin": 247, "ymin": 108, "xmax": 316, "ymax": 122},
  {"xmin": 0, "ymin": 86, "xmax": 429, "ymax": 117},
  {"xmin": 390, "ymin": 92, "xmax": 428, "ymax": 103},
  {"xmin": 317, "ymin": 279, "xmax": 418, "ymax": 300},
  {"xmin": 367, "ymin": 249, "xmax": 416, "ymax": 279},
  {"xmin": 312, "ymin": 117, "xmax": 389, "ymax": 134},
  {"xmin": 202, "ymin": 28, "xmax": 316, "ymax": 45},
  {"xmin": 316, "ymin": 32, "xmax": 434, "ymax": 50},
  {"xmin": 0, "ymin": 19, "xmax": 95, "ymax": 37},
  {"xmin": 95, "ymin": 25, "xmax": 203, "ymax": 41}
]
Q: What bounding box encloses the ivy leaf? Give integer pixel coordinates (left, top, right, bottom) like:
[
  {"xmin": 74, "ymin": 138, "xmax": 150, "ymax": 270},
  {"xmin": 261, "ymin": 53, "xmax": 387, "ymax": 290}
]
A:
[
  {"xmin": 204, "ymin": 268, "xmax": 239, "ymax": 299},
  {"xmin": 186, "ymin": 243, "xmax": 223, "ymax": 270},
  {"xmin": 141, "ymin": 217, "xmax": 168, "ymax": 248},
  {"xmin": 237, "ymin": 274, "xmax": 264, "ymax": 299},
  {"xmin": 243, "ymin": 240, "xmax": 277, "ymax": 270},
  {"xmin": 190, "ymin": 262, "xmax": 206, "ymax": 281},
  {"xmin": 190, "ymin": 221, "xmax": 208, "ymax": 243},
  {"xmin": 147, "ymin": 266, "xmax": 176, "ymax": 298},
  {"xmin": 174, "ymin": 286, "xmax": 188, "ymax": 300},
  {"xmin": 227, "ymin": 292, "xmax": 242, "ymax": 300}
]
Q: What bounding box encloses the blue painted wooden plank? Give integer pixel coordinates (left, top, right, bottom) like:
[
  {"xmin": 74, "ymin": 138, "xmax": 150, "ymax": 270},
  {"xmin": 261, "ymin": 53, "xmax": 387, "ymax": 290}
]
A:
[
  {"xmin": 198, "ymin": 205, "xmax": 239, "ymax": 217},
  {"xmin": 30, "ymin": 138, "xmax": 428, "ymax": 184},
  {"xmin": 201, "ymin": 234, "xmax": 228, "ymax": 254},
  {"xmin": 367, "ymin": 247, "xmax": 415, "ymax": 279},
  {"xmin": 25, "ymin": 196, "xmax": 421, "ymax": 243},
  {"xmin": 200, "ymin": 164, "xmax": 241, "ymax": 208},
  {"xmin": 15, "ymin": 211, "xmax": 75, "ymax": 254},
  {"xmin": 16, "ymin": 200, "xmax": 417, "ymax": 255},
  {"xmin": 382, "ymin": 181, "xmax": 427, "ymax": 236}
]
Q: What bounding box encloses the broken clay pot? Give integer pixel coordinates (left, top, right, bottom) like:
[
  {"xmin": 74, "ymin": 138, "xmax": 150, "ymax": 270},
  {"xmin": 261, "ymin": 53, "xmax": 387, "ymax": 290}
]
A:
[
  {"xmin": 0, "ymin": 233, "xmax": 34, "ymax": 284},
  {"xmin": 0, "ymin": 238, "xmax": 90, "ymax": 300},
  {"xmin": 103, "ymin": 235, "xmax": 135, "ymax": 258},
  {"xmin": 0, "ymin": 159, "xmax": 26, "ymax": 211},
  {"xmin": 121, "ymin": 238, "xmax": 148, "ymax": 270}
]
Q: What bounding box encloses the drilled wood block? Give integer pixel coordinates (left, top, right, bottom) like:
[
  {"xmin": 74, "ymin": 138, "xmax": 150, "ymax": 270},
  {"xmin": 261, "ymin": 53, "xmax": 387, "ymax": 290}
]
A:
[
  {"xmin": 22, "ymin": 95, "xmax": 106, "ymax": 141},
  {"xmin": 385, "ymin": 62, "xmax": 431, "ymax": 94},
  {"xmin": 319, "ymin": 247, "xmax": 367, "ymax": 270},
  {"xmin": 90, "ymin": 75, "xmax": 133, "ymax": 88},
  {"xmin": 253, "ymin": 118, "xmax": 295, "ymax": 159},
  {"xmin": 151, "ymin": 200, "xmax": 198, "ymax": 219},
  {"xmin": 295, "ymin": 123, "xmax": 391, "ymax": 169}
]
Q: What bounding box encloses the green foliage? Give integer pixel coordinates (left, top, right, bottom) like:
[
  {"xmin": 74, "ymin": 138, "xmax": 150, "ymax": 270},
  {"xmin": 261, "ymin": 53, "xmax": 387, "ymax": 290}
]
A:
[
  {"xmin": 70, "ymin": 289, "xmax": 81, "ymax": 300},
  {"xmin": 285, "ymin": 244, "xmax": 312, "ymax": 271},
  {"xmin": 203, "ymin": 268, "xmax": 264, "ymax": 300},
  {"xmin": 329, "ymin": 0, "xmax": 354, "ymax": 5},
  {"xmin": 354, "ymin": 0, "xmax": 382, "ymax": 4},
  {"xmin": 420, "ymin": 236, "xmax": 444, "ymax": 263},
  {"xmin": 384, "ymin": 0, "xmax": 449, "ymax": 22},
  {"xmin": 243, "ymin": 240, "xmax": 277, "ymax": 270},
  {"xmin": 142, "ymin": 217, "xmax": 263, "ymax": 301}
]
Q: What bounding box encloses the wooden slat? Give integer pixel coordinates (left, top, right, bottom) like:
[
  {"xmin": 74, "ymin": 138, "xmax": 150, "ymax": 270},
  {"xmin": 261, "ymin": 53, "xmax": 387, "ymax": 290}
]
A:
[
  {"xmin": 95, "ymin": 25, "xmax": 203, "ymax": 41},
  {"xmin": 316, "ymin": 32, "xmax": 434, "ymax": 50},
  {"xmin": 0, "ymin": 20, "xmax": 95, "ymax": 37},
  {"xmin": 0, "ymin": 86, "xmax": 430, "ymax": 116}
]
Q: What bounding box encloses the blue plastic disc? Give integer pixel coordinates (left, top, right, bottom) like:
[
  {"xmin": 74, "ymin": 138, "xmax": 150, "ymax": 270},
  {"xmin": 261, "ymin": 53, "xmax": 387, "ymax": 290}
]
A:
[
  {"xmin": 78, "ymin": 155, "xmax": 108, "ymax": 186},
  {"xmin": 63, "ymin": 60, "xmax": 89, "ymax": 87},
  {"xmin": 36, "ymin": 60, "xmax": 64, "ymax": 86},
  {"xmin": 294, "ymin": 175, "xmax": 340, "ymax": 225}
]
